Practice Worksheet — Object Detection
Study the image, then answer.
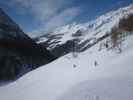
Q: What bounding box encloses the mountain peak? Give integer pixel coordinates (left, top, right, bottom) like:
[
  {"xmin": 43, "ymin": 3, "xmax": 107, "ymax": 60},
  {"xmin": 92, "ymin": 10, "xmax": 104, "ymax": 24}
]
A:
[{"xmin": 0, "ymin": 8, "xmax": 18, "ymax": 28}]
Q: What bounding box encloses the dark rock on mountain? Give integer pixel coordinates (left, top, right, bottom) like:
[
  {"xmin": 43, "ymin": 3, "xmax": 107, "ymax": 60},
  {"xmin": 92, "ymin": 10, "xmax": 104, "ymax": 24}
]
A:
[
  {"xmin": 72, "ymin": 30, "xmax": 83, "ymax": 37},
  {"xmin": 37, "ymin": 33, "xmax": 81, "ymax": 58},
  {"xmin": 51, "ymin": 39, "xmax": 80, "ymax": 57},
  {"xmin": 0, "ymin": 8, "xmax": 56, "ymax": 81}
]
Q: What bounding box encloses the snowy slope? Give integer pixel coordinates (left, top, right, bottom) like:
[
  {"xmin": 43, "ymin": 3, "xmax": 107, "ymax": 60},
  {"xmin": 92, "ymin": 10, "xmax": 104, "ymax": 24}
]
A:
[{"xmin": 0, "ymin": 30, "xmax": 133, "ymax": 100}]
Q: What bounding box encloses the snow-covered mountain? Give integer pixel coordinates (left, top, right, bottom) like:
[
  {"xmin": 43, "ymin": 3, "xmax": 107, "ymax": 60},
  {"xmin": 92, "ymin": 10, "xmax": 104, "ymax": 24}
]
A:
[
  {"xmin": 35, "ymin": 4, "xmax": 133, "ymax": 57},
  {"xmin": 0, "ymin": 4, "xmax": 133, "ymax": 100},
  {"xmin": 0, "ymin": 8, "xmax": 55, "ymax": 81},
  {"xmin": 0, "ymin": 19, "xmax": 133, "ymax": 100}
]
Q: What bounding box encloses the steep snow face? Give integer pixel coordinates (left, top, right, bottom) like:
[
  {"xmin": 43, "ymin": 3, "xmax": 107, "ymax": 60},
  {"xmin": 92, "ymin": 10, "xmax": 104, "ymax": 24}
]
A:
[
  {"xmin": 36, "ymin": 4, "xmax": 133, "ymax": 51},
  {"xmin": 0, "ymin": 30, "xmax": 133, "ymax": 100}
]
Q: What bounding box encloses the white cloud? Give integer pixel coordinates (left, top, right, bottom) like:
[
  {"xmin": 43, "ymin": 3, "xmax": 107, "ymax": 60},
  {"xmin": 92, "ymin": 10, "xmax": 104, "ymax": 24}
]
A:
[
  {"xmin": 11, "ymin": 0, "xmax": 71, "ymax": 21},
  {"xmin": 44, "ymin": 7, "xmax": 81, "ymax": 32}
]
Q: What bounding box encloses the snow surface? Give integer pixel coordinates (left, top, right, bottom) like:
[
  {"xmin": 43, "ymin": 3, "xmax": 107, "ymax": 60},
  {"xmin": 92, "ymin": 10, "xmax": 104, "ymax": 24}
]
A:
[
  {"xmin": 0, "ymin": 32, "xmax": 133, "ymax": 100},
  {"xmin": 0, "ymin": 5, "xmax": 133, "ymax": 100}
]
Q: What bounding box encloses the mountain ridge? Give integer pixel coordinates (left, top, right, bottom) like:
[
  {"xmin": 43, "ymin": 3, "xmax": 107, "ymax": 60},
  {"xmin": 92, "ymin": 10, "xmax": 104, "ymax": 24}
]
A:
[{"xmin": 35, "ymin": 4, "xmax": 133, "ymax": 57}]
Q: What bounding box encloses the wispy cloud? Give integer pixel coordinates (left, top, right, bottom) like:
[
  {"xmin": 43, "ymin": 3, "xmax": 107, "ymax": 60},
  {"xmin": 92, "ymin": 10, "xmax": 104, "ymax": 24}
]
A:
[
  {"xmin": 44, "ymin": 7, "xmax": 81, "ymax": 32},
  {"xmin": 12, "ymin": 0, "xmax": 63, "ymax": 21}
]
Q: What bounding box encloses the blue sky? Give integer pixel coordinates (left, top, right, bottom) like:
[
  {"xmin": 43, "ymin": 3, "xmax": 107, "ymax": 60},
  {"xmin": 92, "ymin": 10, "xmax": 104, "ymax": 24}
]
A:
[{"xmin": 0, "ymin": 0, "xmax": 133, "ymax": 37}]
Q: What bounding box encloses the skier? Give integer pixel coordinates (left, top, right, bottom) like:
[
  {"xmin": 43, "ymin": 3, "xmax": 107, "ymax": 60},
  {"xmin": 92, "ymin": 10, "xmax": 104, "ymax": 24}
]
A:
[
  {"xmin": 73, "ymin": 64, "xmax": 77, "ymax": 68},
  {"xmin": 94, "ymin": 60, "xmax": 98, "ymax": 67}
]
